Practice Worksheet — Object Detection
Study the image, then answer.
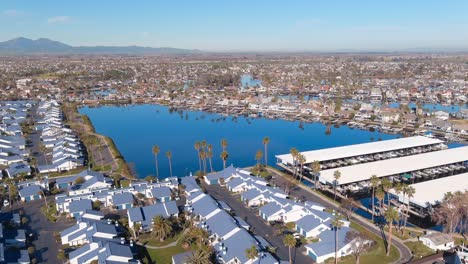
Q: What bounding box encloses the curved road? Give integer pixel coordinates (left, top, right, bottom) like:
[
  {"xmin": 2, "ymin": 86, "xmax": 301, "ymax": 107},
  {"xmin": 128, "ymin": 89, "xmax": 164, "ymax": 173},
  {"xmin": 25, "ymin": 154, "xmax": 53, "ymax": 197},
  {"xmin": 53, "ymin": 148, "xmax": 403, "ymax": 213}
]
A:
[{"xmin": 266, "ymin": 167, "xmax": 413, "ymax": 264}]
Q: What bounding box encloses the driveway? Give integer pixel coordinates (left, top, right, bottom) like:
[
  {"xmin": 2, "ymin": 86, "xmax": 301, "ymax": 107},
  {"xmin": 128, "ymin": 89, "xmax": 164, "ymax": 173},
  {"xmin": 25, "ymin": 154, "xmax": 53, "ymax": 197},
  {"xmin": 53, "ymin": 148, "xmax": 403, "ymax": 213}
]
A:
[
  {"xmin": 10, "ymin": 198, "xmax": 75, "ymax": 263},
  {"xmin": 203, "ymin": 183, "xmax": 312, "ymax": 264}
]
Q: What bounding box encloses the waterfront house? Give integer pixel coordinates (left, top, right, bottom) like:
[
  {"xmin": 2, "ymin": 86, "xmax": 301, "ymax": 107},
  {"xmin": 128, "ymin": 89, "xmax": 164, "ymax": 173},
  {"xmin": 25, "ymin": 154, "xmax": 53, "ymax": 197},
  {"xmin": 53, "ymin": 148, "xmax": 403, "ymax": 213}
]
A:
[{"xmin": 204, "ymin": 166, "xmax": 238, "ymax": 185}]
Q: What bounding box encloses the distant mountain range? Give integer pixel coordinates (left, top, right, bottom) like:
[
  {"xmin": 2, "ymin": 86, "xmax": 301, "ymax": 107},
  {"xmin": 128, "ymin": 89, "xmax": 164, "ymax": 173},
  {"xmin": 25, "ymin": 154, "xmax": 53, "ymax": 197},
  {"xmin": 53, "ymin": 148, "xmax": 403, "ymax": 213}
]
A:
[{"xmin": 0, "ymin": 37, "xmax": 202, "ymax": 55}]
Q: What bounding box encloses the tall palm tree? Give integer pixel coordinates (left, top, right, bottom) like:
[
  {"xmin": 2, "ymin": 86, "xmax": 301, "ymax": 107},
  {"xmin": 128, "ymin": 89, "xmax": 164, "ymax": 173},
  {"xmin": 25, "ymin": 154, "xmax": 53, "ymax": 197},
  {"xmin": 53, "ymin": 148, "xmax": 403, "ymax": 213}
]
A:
[
  {"xmin": 152, "ymin": 215, "xmax": 173, "ymax": 242},
  {"xmin": 394, "ymin": 183, "xmax": 404, "ymax": 229},
  {"xmin": 245, "ymin": 245, "xmax": 259, "ymax": 261},
  {"xmin": 255, "ymin": 150, "xmax": 263, "ymax": 168},
  {"xmin": 403, "ymin": 186, "xmax": 415, "ymax": 233},
  {"xmin": 152, "ymin": 145, "xmax": 160, "ymax": 180},
  {"xmin": 220, "ymin": 151, "xmax": 228, "ymax": 170},
  {"xmin": 186, "ymin": 247, "xmax": 211, "ymax": 264},
  {"xmin": 298, "ymin": 154, "xmax": 306, "ymax": 182},
  {"xmin": 221, "ymin": 138, "xmax": 228, "ymax": 152},
  {"xmin": 311, "ymin": 160, "xmax": 320, "ymax": 190},
  {"xmin": 207, "ymin": 144, "xmax": 214, "ymax": 172},
  {"xmin": 290, "ymin": 147, "xmax": 299, "ymax": 179},
  {"xmin": 376, "ymin": 187, "xmax": 385, "ymax": 216},
  {"xmin": 333, "ymin": 170, "xmax": 341, "ymax": 200},
  {"xmin": 331, "ymin": 213, "xmax": 344, "ymax": 264},
  {"xmin": 199, "ymin": 150, "xmax": 206, "ymax": 174},
  {"xmin": 262, "ymin": 137, "xmax": 270, "ymax": 166},
  {"xmin": 370, "ymin": 175, "xmax": 380, "ymax": 223},
  {"xmin": 385, "ymin": 206, "xmax": 399, "ymax": 256},
  {"xmin": 166, "ymin": 151, "xmax": 173, "ymax": 178},
  {"xmin": 283, "ymin": 234, "xmax": 296, "ymax": 264},
  {"xmin": 380, "ymin": 178, "xmax": 392, "ymax": 208},
  {"xmin": 194, "ymin": 141, "xmax": 201, "ymax": 172}
]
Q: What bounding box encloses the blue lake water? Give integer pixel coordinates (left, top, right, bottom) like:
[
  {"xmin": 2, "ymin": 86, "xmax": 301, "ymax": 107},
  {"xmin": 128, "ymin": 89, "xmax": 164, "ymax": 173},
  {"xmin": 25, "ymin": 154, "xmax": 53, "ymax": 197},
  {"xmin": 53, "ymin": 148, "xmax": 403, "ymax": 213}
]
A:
[{"xmin": 80, "ymin": 104, "xmax": 400, "ymax": 178}]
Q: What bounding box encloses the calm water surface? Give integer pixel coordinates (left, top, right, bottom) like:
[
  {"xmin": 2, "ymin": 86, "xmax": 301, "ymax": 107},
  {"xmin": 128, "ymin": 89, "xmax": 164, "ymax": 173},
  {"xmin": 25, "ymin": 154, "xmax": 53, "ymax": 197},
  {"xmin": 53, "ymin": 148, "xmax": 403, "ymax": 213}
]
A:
[{"xmin": 80, "ymin": 104, "xmax": 401, "ymax": 178}]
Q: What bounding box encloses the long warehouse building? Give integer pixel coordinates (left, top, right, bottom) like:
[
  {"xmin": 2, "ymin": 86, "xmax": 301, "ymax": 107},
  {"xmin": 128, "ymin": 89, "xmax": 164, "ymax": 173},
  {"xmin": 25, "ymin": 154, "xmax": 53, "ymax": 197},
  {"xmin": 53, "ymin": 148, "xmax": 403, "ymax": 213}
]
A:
[
  {"xmin": 389, "ymin": 172, "xmax": 468, "ymax": 209},
  {"xmin": 318, "ymin": 146, "xmax": 468, "ymax": 186},
  {"xmin": 276, "ymin": 136, "xmax": 445, "ymax": 167}
]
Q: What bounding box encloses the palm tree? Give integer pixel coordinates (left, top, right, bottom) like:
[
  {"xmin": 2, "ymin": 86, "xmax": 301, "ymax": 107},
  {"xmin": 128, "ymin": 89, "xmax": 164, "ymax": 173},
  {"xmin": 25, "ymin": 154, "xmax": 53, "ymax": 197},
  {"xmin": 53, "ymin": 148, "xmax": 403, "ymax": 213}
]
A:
[
  {"xmin": 262, "ymin": 137, "xmax": 270, "ymax": 166},
  {"xmin": 207, "ymin": 144, "xmax": 214, "ymax": 173},
  {"xmin": 221, "ymin": 138, "xmax": 228, "ymax": 152},
  {"xmin": 376, "ymin": 187, "xmax": 385, "ymax": 216},
  {"xmin": 385, "ymin": 206, "xmax": 399, "ymax": 256},
  {"xmin": 194, "ymin": 141, "xmax": 202, "ymax": 172},
  {"xmin": 381, "ymin": 178, "xmax": 392, "ymax": 208},
  {"xmin": 333, "ymin": 170, "xmax": 341, "ymax": 200},
  {"xmin": 290, "ymin": 147, "xmax": 299, "ymax": 179},
  {"xmin": 394, "ymin": 183, "xmax": 404, "ymax": 230},
  {"xmin": 166, "ymin": 151, "xmax": 173, "ymax": 178},
  {"xmin": 403, "ymin": 186, "xmax": 415, "ymax": 233},
  {"xmin": 245, "ymin": 245, "xmax": 259, "ymax": 261},
  {"xmin": 311, "ymin": 160, "xmax": 320, "ymax": 190},
  {"xmin": 283, "ymin": 234, "xmax": 296, "ymax": 264},
  {"xmin": 255, "ymin": 150, "xmax": 263, "ymax": 168},
  {"xmin": 152, "ymin": 145, "xmax": 160, "ymax": 180},
  {"xmin": 298, "ymin": 154, "xmax": 306, "ymax": 182},
  {"xmin": 220, "ymin": 151, "xmax": 228, "ymax": 170},
  {"xmin": 370, "ymin": 175, "xmax": 380, "ymax": 223},
  {"xmin": 185, "ymin": 248, "xmax": 211, "ymax": 264},
  {"xmin": 199, "ymin": 150, "xmax": 207, "ymax": 174},
  {"xmin": 331, "ymin": 213, "xmax": 344, "ymax": 264},
  {"xmin": 151, "ymin": 215, "xmax": 173, "ymax": 242}
]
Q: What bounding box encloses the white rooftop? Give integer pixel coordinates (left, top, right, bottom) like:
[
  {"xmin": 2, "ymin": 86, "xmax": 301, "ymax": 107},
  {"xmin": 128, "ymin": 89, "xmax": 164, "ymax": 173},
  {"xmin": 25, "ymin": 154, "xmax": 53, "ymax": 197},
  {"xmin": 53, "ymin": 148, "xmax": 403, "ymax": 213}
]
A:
[
  {"xmin": 275, "ymin": 136, "xmax": 443, "ymax": 164},
  {"xmin": 319, "ymin": 146, "xmax": 468, "ymax": 185},
  {"xmin": 390, "ymin": 172, "xmax": 468, "ymax": 208}
]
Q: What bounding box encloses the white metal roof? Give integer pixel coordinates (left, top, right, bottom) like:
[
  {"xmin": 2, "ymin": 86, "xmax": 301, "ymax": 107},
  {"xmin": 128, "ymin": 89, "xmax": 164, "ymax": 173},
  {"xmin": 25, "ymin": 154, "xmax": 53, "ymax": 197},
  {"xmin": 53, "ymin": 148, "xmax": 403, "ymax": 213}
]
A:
[
  {"xmin": 275, "ymin": 136, "xmax": 443, "ymax": 164},
  {"xmin": 390, "ymin": 172, "xmax": 468, "ymax": 208},
  {"xmin": 319, "ymin": 146, "xmax": 468, "ymax": 185}
]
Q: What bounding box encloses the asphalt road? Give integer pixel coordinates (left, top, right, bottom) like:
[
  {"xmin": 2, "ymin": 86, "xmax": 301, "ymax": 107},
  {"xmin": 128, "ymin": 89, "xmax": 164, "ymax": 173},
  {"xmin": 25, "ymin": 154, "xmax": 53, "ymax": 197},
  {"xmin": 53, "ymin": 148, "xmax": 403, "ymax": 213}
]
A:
[
  {"xmin": 9, "ymin": 198, "xmax": 75, "ymax": 264},
  {"xmin": 267, "ymin": 167, "xmax": 413, "ymax": 264},
  {"xmin": 204, "ymin": 183, "xmax": 312, "ymax": 264}
]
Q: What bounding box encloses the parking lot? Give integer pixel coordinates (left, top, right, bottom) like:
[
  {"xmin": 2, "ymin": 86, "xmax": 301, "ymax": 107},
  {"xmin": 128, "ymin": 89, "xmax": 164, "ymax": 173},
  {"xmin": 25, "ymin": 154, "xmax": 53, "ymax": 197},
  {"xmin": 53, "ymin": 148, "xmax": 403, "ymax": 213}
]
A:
[{"xmin": 7, "ymin": 198, "xmax": 75, "ymax": 263}]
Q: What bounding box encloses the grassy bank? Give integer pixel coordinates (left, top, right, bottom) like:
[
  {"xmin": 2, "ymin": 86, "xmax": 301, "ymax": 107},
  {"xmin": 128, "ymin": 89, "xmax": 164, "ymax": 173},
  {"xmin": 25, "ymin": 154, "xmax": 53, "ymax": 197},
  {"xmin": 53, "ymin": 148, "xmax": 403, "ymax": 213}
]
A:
[{"xmin": 62, "ymin": 102, "xmax": 133, "ymax": 179}]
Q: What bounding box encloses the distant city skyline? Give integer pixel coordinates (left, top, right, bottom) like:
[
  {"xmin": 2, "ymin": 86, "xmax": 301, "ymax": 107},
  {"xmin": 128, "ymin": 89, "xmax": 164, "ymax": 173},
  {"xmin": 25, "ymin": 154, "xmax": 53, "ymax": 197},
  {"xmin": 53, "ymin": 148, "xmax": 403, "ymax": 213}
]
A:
[{"xmin": 1, "ymin": 0, "xmax": 468, "ymax": 51}]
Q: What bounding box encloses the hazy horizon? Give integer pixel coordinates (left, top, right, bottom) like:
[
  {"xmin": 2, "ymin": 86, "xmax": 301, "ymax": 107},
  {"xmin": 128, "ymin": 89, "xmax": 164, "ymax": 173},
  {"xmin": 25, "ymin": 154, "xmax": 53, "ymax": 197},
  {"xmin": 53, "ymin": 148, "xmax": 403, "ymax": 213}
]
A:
[{"xmin": 1, "ymin": 0, "xmax": 468, "ymax": 52}]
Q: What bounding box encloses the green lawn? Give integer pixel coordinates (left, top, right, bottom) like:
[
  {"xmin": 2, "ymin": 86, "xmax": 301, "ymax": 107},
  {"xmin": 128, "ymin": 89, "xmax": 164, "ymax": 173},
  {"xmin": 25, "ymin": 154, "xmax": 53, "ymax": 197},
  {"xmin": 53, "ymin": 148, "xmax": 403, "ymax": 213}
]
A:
[
  {"xmin": 325, "ymin": 222, "xmax": 400, "ymax": 264},
  {"xmin": 144, "ymin": 243, "xmax": 188, "ymax": 264},
  {"xmin": 139, "ymin": 233, "xmax": 180, "ymax": 247},
  {"xmin": 404, "ymin": 241, "xmax": 434, "ymax": 259}
]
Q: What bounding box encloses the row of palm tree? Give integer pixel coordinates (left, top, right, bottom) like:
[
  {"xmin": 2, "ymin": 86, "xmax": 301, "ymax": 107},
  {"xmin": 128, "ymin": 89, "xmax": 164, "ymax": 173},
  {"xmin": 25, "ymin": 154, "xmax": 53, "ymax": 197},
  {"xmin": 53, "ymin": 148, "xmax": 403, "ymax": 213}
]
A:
[
  {"xmin": 151, "ymin": 145, "xmax": 173, "ymax": 179},
  {"xmin": 368, "ymin": 175, "xmax": 417, "ymax": 256}
]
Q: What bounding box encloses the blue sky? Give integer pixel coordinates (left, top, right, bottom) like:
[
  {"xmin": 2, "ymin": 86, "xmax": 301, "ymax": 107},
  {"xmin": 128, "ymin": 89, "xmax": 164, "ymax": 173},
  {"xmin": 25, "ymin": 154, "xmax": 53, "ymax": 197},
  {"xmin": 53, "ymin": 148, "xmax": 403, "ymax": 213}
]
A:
[{"xmin": 1, "ymin": 0, "xmax": 468, "ymax": 51}]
